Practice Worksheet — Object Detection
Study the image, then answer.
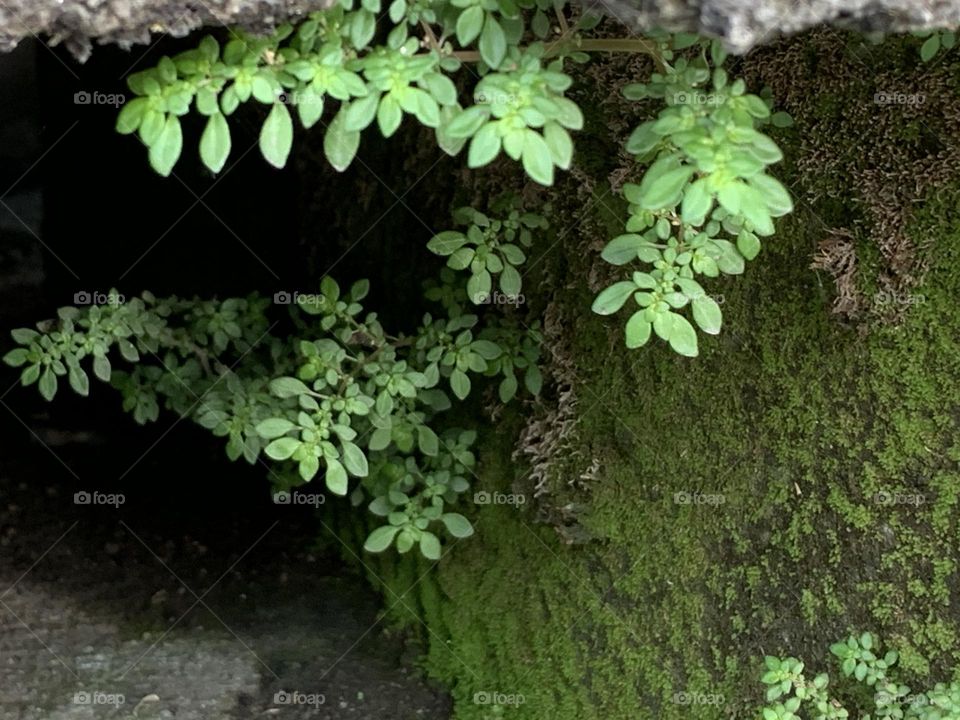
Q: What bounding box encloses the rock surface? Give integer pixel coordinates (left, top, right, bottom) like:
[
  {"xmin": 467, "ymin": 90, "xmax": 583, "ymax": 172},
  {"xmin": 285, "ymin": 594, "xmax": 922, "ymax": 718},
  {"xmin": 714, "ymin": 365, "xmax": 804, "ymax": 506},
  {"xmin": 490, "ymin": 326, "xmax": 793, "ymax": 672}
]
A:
[{"xmin": 0, "ymin": 0, "xmax": 959, "ymax": 59}]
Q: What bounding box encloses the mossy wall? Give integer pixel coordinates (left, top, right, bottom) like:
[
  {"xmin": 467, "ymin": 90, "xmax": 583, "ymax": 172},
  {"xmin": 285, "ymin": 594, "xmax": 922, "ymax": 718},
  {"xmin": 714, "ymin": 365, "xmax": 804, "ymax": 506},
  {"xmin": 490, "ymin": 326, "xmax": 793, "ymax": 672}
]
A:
[{"xmin": 343, "ymin": 30, "xmax": 960, "ymax": 719}]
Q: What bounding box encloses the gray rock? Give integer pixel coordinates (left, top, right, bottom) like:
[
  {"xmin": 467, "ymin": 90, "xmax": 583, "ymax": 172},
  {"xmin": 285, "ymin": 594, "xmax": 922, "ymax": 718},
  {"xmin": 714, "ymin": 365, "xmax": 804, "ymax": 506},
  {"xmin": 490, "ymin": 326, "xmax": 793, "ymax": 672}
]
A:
[{"xmin": 0, "ymin": 0, "xmax": 959, "ymax": 58}]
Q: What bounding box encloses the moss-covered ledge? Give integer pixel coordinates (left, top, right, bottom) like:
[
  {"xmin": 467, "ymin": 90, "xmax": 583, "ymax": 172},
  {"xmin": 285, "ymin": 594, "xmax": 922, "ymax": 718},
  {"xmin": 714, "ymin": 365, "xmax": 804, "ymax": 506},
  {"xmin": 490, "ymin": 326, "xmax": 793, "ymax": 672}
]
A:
[{"xmin": 332, "ymin": 30, "xmax": 960, "ymax": 720}]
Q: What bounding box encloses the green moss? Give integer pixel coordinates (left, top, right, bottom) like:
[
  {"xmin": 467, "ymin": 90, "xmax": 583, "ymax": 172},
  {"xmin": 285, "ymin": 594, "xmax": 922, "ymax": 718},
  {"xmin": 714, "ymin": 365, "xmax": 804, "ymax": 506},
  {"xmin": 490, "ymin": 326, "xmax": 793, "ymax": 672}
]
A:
[{"xmin": 337, "ymin": 32, "xmax": 960, "ymax": 720}]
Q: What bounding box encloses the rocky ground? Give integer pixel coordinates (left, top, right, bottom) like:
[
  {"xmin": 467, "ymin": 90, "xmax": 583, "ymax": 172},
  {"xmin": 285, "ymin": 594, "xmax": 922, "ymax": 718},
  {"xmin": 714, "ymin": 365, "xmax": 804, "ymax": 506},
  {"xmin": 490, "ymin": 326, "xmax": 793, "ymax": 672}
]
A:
[{"xmin": 0, "ymin": 426, "xmax": 451, "ymax": 720}]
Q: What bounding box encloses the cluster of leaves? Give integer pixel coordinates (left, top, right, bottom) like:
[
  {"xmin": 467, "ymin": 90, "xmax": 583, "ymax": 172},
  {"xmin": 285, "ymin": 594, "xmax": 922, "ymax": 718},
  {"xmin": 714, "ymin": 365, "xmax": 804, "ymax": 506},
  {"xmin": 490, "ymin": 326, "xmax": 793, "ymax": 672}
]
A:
[
  {"xmin": 592, "ymin": 33, "xmax": 793, "ymax": 357},
  {"xmin": 426, "ymin": 193, "xmax": 548, "ymax": 304},
  {"xmin": 115, "ymin": 0, "xmax": 588, "ymax": 183},
  {"xmin": 3, "ymin": 275, "xmax": 542, "ymax": 560},
  {"xmin": 914, "ymin": 29, "xmax": 957, "ymax": 62},
  {"xmin": 760, "ymin": 632, "xmax": 960, "ymax": 720}
]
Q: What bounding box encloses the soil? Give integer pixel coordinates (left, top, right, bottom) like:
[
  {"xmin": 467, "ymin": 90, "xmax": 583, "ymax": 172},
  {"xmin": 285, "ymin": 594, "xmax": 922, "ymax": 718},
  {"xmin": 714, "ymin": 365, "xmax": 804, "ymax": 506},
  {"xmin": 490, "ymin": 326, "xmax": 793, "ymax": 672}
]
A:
[{"xmin": 0, "ymin": 418, "xmax": 451, "ymax": 720}]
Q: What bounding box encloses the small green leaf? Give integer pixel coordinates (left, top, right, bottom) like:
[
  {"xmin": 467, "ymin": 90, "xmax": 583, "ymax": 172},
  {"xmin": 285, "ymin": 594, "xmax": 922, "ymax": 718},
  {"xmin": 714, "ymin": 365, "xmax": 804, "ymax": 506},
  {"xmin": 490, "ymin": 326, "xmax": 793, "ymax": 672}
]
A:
[
  {"xmin": 468, "ymin": 123, "xmax": 501, "ymax": 168},
  {"xmin": 681, "ymin": 178, "xmax": 712, "ymax": 226},
  {"xmin": 669, "ymin": 314, "xmax": 699, "ymax": 357},
  {"xmin": 692, "ymin": 295, "xmax": 722, "ymax": 335},
  {"xmin": 270, "ymin": 377, "xmax": 312, "ymax": 398},
  {"xmin": 148, "ymin": 115, "xmax": 183, "ymax": 177},
  {"xmin": 921, "ymin": 33, "xmax": 941, "ymax": 61},
  {"xmin": 68, "ymin": 364, "xmax": 89, "ymax": 396},
  {"xmin": 377, "ymin": 93, "xmax": 403, "ymax": 137},
  {"xmin": 265, "ymin": 437, "xmax": 301, "ymax": 460},
  {"xmin": 450, "ymin": 369, "xmax": 470, "ymax": 400},
  {"xmin": 324, "ymin": 107, "xmax": 361, "ymax": 172},
  {"xmin": 199, "ymin": 112, "xmax": 231, "ymax": 173},
  {"xmin": 427, "ymin": 231, "xmax": 467, "ymax": 256},
  {"xmin": 417, "ymin": 425, "xmax": 440, "ymax": 456},
  {"xmin": 256, "ymin": 418, "xmax": 296, "ymax": 439},
  {"xmin": 3, "ymin": 348, "xmax": 29, "ymax": 367},
  {"xmin": 441, "ymin": 513, "xmax": 474, "ymax": 538},
  {"xmin": 500, "ymin": 264, "xmax": 522, "ymax": 296},
  {"xmin": 364, "ymin": 525, "xmax": 400, "ymax": 553},
  {"xmin": 419, "ymin": 531, "xmax": 442, "ymax": 560},
  {"xmin": 456, "ymin": 5, "xmax": 484, "ymax": 45},
  {"xmin": 325, "ymin": 457, "xmax": 349, "ymax": 495},
  {"xmin": 38, "ymin": 367, "xmax": 57, "ymax": 401},
  {"xmin": 446, "ymin": 106, "xmax": 489, "ymax": 138},
  {"xmin": 345, "ymin": 92, "xmax": 380, "ymax": 132},
  {"xmin": 640, "ymin": 166, "xmax": 693, "ymax": 210},
  {"xmin": 592, "ymin": 281, "xmax": 636, "ymax": 315},
  {"xmin": 625, "ymin": 311, "xmax": 651, "ymax": 349},
  {"xmin": 521, "ymin": 130, "xmax": 554, "ymax": 185},
  {"xmin": 341, "ymin": 441, "xmax": 369, "ymax": 477},
  {"xmin": 259, "ymin": 102, "xmax": 294, "ymax": 169},
  {"xmin": 116, "ymin": 97, "xmax": 148, "ymax": 134},
  {"xmin": 479, "ymin": 15, "xmax": 507, "ymax": 68}
]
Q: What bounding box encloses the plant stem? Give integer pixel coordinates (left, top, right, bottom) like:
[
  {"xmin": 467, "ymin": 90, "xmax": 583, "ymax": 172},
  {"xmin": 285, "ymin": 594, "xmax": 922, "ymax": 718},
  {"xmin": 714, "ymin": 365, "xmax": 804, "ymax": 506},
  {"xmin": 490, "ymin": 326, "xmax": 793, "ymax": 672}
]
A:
[{"xmin": 445, "ymin": 37, "xmax": 663, "ymax": 63}]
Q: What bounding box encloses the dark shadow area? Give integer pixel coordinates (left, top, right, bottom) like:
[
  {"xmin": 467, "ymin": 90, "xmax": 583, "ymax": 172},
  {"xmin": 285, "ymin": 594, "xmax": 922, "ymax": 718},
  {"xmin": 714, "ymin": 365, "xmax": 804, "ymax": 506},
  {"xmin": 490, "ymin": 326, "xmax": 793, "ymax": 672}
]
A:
[{"xmin": 0, "ymin": 34, "xmax": 453, "ymax": 720}]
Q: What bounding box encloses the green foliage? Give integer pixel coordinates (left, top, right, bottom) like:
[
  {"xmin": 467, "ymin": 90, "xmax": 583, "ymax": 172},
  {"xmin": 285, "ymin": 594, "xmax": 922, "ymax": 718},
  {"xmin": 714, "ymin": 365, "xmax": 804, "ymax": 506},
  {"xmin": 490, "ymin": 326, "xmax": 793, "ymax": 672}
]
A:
[
  {"xmin": 593, "ymin": 35, "xmax": 793, "ymax": 356},
  {"xmin": 913, "ymin": 29, "xmax": 957, "ymax": 62},
  {"xmin": 116, "ymin": 0, "xmax": 587, "ymax": 183},
  {"xmin": 760, "ymin": 634, "xmax": 960, "ymax": 720},
  {"xmin": 3, "ymin": 274, "xmax": 542, "ymax": 560},
  {"xmin": 426, "ymin": 193, "xmax": 548, "ymax": 304}
]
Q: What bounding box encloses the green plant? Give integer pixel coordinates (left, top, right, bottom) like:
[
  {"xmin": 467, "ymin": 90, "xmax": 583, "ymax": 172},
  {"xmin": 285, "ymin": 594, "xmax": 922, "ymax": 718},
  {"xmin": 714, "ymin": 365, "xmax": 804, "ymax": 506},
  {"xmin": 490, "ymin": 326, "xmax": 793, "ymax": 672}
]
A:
[
  {"xmin": 114, "ymin": 8, "xmax": 795, "ymax": 356},
  {"xmin": 113, "ymin": 0, "xmax": 598, "ymax": 181},
  {"xmin": 760, "ymin": 632, "xmax": 960, "ymax": 720},
  {"xmin": 2, "ymin": 274, "xmax": 541, "ymax": 560},
  {"xmin": 913, "ymin": 29, "xmax": 957, "ymax": 62},
  {"xmin": 591, "ymin": 34, "xmax": 794, "ymax": 356},
  {"xmin": 426, "ymin": 193, "xmax": 548, "ymax": 304}
]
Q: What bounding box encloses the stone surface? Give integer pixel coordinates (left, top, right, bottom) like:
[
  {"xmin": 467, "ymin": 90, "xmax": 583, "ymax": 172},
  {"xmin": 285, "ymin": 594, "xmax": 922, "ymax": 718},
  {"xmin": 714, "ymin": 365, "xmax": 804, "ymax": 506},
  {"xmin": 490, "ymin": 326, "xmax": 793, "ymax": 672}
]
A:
[{"xmin": 0, "ymin": 0, "xmax": 959, "ymax": 59}]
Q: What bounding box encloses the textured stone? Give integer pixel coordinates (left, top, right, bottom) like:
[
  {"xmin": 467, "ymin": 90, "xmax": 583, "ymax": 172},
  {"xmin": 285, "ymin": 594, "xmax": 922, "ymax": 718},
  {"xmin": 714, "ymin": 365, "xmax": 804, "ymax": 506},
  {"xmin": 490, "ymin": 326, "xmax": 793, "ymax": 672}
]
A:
[{"xmin": 0, "ymin": 0, "xmax": 959, "ymax": 59}]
